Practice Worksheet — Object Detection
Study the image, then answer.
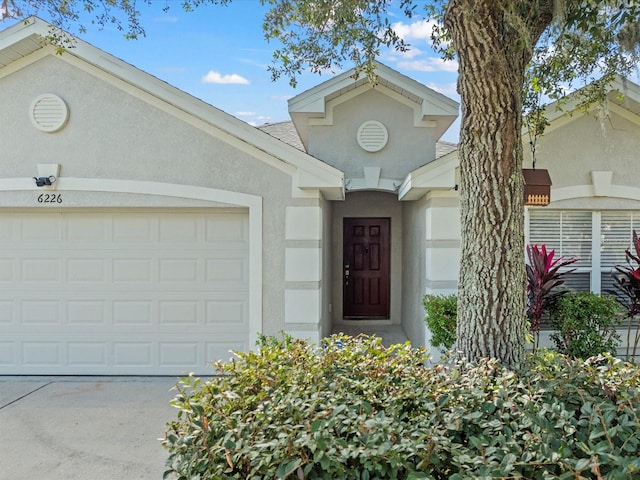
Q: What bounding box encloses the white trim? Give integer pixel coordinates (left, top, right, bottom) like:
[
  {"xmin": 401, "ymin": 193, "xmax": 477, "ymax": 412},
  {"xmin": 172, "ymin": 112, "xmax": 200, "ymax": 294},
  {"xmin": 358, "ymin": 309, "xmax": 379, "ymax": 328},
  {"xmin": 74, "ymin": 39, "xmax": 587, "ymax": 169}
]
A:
[
  {"xmin": 308, "ymin": 82, "xmax": 442, "ymax": 128},
  {"xmin": 399, "ymin": 152, "xmax": 458, "ymax": 200},
  {"xmin": 346, "ymin": 177, "xmax": 401, "ymax": 193},
  {"xmin": 591, "ymin": 211, "xmax": 602, "ymax": 293},
  {"xmin": 552, "ymin": 183, "xmax": 640, "ymax": 203},
  {"xmin": 288, "ymin": 62, "xmax": 459, "ymax": 118},
  {"xmin": 0, "ymin": 177, "xmax": 263, "ymax": 348}
]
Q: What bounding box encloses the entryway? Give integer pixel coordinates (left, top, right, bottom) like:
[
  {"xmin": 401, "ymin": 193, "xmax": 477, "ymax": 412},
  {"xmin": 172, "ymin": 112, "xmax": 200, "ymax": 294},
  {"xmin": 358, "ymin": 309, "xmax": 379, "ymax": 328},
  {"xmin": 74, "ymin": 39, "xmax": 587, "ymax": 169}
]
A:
[
  {"xmin": 343, "ymin": 217, "xmax": 390, "ymax": 318},
  {"xmin": 330, "ymin": 191, "xmax": 405, "ymax": 337}
]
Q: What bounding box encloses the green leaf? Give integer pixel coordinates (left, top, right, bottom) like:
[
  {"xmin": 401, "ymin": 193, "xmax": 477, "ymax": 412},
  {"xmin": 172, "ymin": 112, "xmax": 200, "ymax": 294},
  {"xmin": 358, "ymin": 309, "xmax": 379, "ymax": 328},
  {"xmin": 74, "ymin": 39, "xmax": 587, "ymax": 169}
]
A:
[{"xmin": 276, "ymin": 459, "xmax": 301, "ymax": 479}]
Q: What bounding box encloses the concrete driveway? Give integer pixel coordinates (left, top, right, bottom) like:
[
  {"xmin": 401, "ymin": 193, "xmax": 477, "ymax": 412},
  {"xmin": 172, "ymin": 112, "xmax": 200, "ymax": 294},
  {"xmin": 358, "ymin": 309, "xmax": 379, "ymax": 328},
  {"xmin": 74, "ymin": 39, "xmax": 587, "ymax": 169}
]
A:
[{"xmin": 0, "ymin": 376, "xmax": 181, "ymax": 480}]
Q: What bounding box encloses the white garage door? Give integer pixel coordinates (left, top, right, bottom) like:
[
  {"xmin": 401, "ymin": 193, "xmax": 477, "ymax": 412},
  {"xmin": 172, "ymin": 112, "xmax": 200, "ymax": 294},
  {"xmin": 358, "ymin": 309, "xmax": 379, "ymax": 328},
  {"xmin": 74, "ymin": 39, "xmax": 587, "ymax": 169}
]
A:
[{"xmin": 0, "ymin": 209, "xmax": 250, "ymax": 375}]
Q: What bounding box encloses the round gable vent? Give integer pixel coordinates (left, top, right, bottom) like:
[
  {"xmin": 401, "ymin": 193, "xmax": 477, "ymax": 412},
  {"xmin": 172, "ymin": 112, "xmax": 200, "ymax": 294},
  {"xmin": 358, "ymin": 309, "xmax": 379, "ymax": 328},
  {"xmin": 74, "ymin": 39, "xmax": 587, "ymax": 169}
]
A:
[
  {"xmin": 357, "ymin": 120, "xmax": 388, "ymax": 153},
  {"xmin": 30, "ymin": 94, "xmax": 69, "ymax": 133}
]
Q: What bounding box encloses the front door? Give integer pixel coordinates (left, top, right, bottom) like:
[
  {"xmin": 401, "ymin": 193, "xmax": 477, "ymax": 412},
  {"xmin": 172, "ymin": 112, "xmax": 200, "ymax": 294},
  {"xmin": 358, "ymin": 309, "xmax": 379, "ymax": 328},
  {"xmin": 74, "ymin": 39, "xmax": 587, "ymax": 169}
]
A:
[{"xmin": 343, "ymin": 217, "xmax": 390, "ymax": 318}]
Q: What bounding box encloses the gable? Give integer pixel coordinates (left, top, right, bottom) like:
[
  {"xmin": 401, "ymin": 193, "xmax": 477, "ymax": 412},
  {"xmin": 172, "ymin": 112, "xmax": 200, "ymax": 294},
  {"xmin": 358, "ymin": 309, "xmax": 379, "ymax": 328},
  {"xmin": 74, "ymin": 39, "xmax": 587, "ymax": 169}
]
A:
[
  {"xmin": 287, "ymin": 62, "xmax": 459, "ymax": 193},
  {"xmin": 0, "ymin": 17, "xmax": 344, "ymax": 200},
  {"xmin": 402, "ymin": 77, "xmax": 640, "ymax": 205}
]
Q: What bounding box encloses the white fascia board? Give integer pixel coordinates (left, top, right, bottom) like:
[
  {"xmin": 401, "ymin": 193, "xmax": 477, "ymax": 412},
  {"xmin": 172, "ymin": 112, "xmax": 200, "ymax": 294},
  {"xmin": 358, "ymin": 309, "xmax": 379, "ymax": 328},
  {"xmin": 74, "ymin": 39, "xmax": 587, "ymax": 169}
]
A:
[
  {"xmin": 0, "ymin": 16, "xmax": 43, "ymax": 45},
  {"xmin": 399, "ymin": 152, "xmax": 459, "ymax": 200},
  {"xmin": 375, "ymin": 63, "xmax": 459, "ymax": 117},
  {"xmin": 288, "ymin": 68, "xmax": 360, "ymax": 114},
  {"xmin": 288, "ymin": 62, "xmax": 460, "ymax": 119}
]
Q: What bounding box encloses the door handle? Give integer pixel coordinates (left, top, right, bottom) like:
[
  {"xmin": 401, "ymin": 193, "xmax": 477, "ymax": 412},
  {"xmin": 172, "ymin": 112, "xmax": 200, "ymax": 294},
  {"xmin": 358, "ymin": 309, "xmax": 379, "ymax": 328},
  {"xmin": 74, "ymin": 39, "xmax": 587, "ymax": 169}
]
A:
[{"xmin": 344, "ymin": 263, "xmax": 350, "ymax": 286}]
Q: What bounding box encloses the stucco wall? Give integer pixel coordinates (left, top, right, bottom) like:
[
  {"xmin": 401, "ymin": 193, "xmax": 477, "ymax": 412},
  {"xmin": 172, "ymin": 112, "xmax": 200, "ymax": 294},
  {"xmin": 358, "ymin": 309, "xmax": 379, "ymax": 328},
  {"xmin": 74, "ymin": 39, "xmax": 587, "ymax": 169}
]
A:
[
  {"xmin": 0, "ymin": 53, "xmax": 302, "ymax": 336},
  {"xmin": 400, "ymin": 196, "xmax": 428, "ymax": 348},
  {"xmin": 331, "ymin": 191, "xmax": 403, "ymax": 325},
  {"xmin": 321, "ymin": 197, "xmax": 334, "ymax": 338},
  {"xmin": 306, "ymin": 89, "xmax": 437, "ymax": 183}
]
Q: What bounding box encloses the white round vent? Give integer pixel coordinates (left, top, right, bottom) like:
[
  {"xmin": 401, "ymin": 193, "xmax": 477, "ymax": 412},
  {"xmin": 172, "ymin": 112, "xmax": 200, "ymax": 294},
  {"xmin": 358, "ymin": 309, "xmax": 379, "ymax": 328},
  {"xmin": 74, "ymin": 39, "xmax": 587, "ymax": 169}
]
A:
[
  {"xmin": 357, "ymin": 120, "xmax": 388, "ymax": 152},
  {"xmin": 30, "ymin": 94, "xmax": 69, "ymax": 133}
]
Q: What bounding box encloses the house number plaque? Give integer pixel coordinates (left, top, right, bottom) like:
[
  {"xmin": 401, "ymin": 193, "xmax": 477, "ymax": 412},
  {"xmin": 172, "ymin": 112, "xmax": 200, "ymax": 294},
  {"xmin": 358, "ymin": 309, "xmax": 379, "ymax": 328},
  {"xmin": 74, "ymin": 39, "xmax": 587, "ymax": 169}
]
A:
[{"xmin": 37, "ymin": 193, "xmax": 63, "ymax": 204}]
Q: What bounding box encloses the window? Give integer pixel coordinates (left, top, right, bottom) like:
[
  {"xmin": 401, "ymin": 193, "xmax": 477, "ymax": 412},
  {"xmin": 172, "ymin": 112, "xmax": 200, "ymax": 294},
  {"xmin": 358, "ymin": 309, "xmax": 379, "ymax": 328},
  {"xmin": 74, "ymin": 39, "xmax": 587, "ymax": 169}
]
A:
[
  {"xmin": 600, "ymin": 212, "xmax": 640, "ymax": 294},
  {"xmin": 528, "ymin": 210, "xmax": 640, "ymax": 294},
  {"xmin": 528, "ymin": 210, "xmax": 592, "ymax": 291}
]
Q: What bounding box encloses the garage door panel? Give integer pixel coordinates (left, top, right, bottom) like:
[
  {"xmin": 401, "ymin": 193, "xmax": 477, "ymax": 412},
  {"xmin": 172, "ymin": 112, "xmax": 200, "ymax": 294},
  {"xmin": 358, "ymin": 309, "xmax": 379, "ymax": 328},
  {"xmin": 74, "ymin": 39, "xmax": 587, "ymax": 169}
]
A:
[
  {"xmin": 20, "ymin": 216, "xmax": 63, "ymax": 241},
  {"xmin": 0, "ymin": 258, "xmax": 14, "ymax": 280},
  {"xmin": 68, "ymin": 300, "xmax": 107, "ymax": 324},
  {"xmin": 113, "ymin": 216, "xmax": 153, "ymax": 241},
  {"xmin": 0, "ymin": 210, "xmax": 251, "ymax": 375},
  {"xmin": 158, "ymin": 215, "xmax": 199, "ymax": 242},
  {"xmin": 22, "ymin": 341, "xmax": 61, "ymax": 366},
  {"xmin": 206, "ymin": 257, "xmax": 248, "ymax": 287},
  {"xmin": 113, "ymin": 300, "xmax": 153, "ymax": 325},
  {"xmin": 0, "ymin": 301, "xmax": 13, "ymax": 323},
  {"xmin": 159, "ymin": 258, "xmax": 199, "ymax": 282},
  {"xmin": 113, "ymin": 258, "xmax": 153, "ymax": 282},
  {"xmin": 22, "ymin": 258, "xmax": 61, "ymax": 282},
  {"xmin": 66, "ymin": 216, "xmax": 108, "ymax": 241},
  {"xmin": 206, "ymin": 215, "xmax": 249, "ymax": 243},
  {"xmin": 206, "ymin": 298, "xmax": 247, "ymax": 326},
  {"xmin": 159, "ymin": 300, "xmax": 199, "ymax": 325},
  {"xmin": 22, "ymin": 300, "xmax": 61, "ymax": 324},
  {"xmin": 68, "ymin": 342, "xmax": 107, "ymax": 366}
]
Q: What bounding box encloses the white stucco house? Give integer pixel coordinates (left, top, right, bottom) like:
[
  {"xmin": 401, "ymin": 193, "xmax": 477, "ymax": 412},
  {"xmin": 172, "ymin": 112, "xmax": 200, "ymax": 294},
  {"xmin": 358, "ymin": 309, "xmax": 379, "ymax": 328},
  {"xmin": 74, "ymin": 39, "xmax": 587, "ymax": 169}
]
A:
[{"xmin": 1, "ymin": 18, "xmax": 639, "ymax": 375}]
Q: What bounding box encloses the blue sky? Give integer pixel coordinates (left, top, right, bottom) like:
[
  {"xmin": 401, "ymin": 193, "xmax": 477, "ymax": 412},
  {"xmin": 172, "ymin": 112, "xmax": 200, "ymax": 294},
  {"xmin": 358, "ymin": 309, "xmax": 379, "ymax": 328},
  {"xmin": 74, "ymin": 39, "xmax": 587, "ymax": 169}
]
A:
[{"xmin": 2, "ymin": 2, "xmax": 462, "ymax": 142}]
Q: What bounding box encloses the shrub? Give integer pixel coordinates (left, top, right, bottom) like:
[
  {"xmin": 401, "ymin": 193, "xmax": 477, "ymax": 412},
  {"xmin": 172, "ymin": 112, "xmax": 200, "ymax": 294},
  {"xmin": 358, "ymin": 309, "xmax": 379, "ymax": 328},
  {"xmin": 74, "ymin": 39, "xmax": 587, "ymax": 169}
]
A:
[
  {"xmin": 550, "ymin": 292, "xmax": 621, "ymax": 359},
  {"xmin": 163, "ymin": 334, "xmax": 640, "ymax": 480},
  {"xmin": 423, "ymin": 294, "xmax": 457, "ymax": 349}
]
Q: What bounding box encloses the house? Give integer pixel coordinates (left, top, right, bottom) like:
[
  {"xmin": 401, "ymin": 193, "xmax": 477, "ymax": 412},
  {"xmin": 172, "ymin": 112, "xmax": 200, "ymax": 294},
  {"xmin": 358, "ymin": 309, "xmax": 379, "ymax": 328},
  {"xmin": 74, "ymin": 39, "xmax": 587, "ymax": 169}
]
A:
[{"xmin": 1, "ymin": 18, "xmax": 639, "ymax": 375}]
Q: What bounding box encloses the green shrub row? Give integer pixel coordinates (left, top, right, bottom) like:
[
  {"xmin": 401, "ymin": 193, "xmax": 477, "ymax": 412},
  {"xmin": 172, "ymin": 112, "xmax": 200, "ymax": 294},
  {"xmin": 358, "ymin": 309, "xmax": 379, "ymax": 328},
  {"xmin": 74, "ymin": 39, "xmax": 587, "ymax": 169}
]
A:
[
  {"xmin": 163, "ymin": 334, "xmax": 640, "ymax": 480},
  {"xmin": 424, "ymin": 292, "xmax": 623, "ymax": 359}
]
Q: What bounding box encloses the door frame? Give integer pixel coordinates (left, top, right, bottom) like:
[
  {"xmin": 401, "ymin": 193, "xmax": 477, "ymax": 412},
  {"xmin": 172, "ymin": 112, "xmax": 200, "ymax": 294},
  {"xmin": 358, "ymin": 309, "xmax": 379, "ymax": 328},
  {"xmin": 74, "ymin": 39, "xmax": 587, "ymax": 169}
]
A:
[
  {"xmin": 342, "ymin": 217, "xmax": 391, "ymax": 319},
  {"xmin": 330, "ymin": 191, "xmax": 403, "ymax": 326}
]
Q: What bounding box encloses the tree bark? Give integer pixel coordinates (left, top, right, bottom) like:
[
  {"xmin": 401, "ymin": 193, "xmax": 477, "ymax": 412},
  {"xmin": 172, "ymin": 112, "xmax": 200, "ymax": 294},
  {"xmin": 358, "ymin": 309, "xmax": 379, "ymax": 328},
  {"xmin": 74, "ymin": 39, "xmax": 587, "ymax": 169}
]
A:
[{"xmin": 445, "ymin": 1, "xmax": 553, "ymax": 365}]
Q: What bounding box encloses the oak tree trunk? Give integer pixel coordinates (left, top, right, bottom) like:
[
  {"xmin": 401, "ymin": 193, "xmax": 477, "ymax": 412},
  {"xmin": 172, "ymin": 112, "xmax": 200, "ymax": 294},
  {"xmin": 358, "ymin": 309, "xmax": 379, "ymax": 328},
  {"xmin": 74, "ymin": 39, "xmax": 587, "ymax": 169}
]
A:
[{"xmin": 445, "ymin": 1, "xmax": 554, "ymax": 365}]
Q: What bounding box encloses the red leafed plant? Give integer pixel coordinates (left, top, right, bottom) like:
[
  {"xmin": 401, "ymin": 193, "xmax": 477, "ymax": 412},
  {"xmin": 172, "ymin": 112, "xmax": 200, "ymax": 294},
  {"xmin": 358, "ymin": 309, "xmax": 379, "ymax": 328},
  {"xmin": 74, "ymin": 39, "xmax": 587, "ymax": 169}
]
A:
[
  {"xmin": 526, "ymin": 244, "xmax": 578, "ymax": 347},
  {"xmin": 609, "ymin": 230, "xmax": 640, "ymax": 360}
]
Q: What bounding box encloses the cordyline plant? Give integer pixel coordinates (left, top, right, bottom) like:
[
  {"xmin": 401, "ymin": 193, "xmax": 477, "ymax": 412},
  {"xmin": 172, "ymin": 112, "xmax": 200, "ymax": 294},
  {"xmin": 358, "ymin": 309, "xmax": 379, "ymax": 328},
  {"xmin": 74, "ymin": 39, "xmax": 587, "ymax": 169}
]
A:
[
  {"xmin": 526, "ymin": 244, "xmax": 578, "ymax": 349},
  {"xmin": 609, "ymin": 230, "xmax": 640, "ymax": 360}
]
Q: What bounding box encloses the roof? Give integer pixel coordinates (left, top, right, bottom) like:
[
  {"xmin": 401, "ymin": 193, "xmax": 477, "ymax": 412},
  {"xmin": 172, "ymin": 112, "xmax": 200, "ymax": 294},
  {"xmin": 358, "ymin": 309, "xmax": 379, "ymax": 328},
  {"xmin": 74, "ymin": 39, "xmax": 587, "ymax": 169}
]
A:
[
  {"xmin": 0, "ymin": 17, "xmax": 345, "ymax": 200},
  {"xmin": 258, "ymin": 121, "xmax": 305, "ymax": 151}
]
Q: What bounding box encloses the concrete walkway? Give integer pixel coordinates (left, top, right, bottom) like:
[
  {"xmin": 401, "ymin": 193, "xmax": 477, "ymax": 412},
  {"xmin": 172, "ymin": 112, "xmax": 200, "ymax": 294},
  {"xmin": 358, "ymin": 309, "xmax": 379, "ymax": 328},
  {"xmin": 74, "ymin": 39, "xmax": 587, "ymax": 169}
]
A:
[{"xmin": 0, "ymin": 376, "xmax": 179, "ymax": 480}]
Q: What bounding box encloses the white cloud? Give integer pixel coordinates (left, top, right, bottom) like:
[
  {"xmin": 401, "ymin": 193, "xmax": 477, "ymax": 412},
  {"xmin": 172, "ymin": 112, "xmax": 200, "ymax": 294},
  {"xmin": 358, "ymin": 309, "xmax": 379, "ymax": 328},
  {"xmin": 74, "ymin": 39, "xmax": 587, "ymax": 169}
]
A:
[
  {"xmin": 235, "ymin": 111, "xmax": 256, "ymax": 116},
  {"xmin": 201, "ymin": 71, "xmax": 250, "ymax": 85},
  {"xmin": 392, "ymin": 20, "xmax": 438, "ymax": 43},
  {"xmin": 397, "ymin": 57, "xmax": 459, "ymax": 73}
]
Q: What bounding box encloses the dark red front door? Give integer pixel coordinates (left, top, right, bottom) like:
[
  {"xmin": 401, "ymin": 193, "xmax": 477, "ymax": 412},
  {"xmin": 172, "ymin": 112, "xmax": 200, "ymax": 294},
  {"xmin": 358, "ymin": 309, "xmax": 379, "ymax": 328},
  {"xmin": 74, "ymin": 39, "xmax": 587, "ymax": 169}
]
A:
[{"xmin": 343, "ymin": 218, "xmax": 390, "ymax": 318}]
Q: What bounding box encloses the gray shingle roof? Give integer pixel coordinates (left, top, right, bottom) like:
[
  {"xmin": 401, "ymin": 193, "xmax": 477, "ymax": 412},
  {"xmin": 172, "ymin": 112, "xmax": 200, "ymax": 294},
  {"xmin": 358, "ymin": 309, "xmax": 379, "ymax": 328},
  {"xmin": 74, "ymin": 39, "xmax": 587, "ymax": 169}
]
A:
[{"xmin": 258, "ymin": 121, "xmax": 305, "ymax": 151}]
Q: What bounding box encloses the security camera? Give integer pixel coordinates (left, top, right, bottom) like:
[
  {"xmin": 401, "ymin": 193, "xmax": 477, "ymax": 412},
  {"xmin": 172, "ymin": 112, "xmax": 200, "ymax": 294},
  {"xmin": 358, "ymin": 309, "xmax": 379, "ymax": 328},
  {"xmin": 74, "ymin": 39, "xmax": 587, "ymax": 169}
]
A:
[{"xmin": 33, "ymin": 176, "xmax": 56, "ymax": 187}]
